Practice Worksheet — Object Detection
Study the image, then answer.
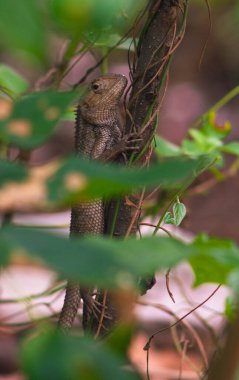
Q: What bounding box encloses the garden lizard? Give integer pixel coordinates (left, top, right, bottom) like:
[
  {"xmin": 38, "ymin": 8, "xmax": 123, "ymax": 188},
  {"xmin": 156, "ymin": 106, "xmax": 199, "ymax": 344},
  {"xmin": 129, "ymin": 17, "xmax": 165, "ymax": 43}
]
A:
[{"xmin": 58, "ymin": 73, "xmax": 129, "ymax": 331}]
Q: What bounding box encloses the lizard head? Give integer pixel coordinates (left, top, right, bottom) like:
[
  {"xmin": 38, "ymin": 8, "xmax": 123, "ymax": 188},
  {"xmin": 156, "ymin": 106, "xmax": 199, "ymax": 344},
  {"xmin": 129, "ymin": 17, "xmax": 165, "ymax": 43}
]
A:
[
  {"xmin": 80, "ymin": 74, "xmax": 128, "ymax": 126},
  {"xmin": 85, "ymin": 74, "xmax": 127, "ymax": 107}
]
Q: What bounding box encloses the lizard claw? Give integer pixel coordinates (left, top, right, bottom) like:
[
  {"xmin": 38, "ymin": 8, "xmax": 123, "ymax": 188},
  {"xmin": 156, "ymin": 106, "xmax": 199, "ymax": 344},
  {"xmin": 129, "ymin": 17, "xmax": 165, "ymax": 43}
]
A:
[
  {"xmin": 122, "ymin": 132, "xmax": 142, "ymax": 144},
  {"xmin": 81, "ymin": 290, "xmax": 112, "ymax": 330},
  {"xmin": 120, "ymin": 132, "xmax": 142, "ymax": 154},
  {"xmin": 81, "ymin": 289, "xmax": 100, "ymax": 328},
  {"xmin": 124, "ymin": 145, "xmax": 140, "ymax": 151}
]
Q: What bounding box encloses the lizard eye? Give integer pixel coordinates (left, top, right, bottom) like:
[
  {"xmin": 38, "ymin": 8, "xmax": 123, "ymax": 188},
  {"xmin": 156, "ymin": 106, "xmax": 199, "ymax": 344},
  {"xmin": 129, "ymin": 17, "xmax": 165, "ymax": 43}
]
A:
[{"xmin": 92, "ymin": 82, "xmax": 100, "ymax": 91}]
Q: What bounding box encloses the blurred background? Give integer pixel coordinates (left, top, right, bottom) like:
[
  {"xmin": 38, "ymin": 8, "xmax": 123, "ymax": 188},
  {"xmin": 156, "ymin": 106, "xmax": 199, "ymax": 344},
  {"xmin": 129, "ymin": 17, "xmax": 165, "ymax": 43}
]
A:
[
  {"xmin": 2, "ymin": 0, "xmax": 237, "ymax": 240},
  {"xmin": 0, "ymin": 0, "xmax": 238, "ymax": 379}
]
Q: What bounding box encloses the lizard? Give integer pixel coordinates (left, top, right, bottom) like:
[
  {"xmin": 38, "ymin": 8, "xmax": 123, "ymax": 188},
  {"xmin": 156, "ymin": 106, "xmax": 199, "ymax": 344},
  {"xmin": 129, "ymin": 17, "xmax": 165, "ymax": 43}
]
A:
[{"xmin": 58, "ymin": 73, "xmax": 132, "ymax": 331}]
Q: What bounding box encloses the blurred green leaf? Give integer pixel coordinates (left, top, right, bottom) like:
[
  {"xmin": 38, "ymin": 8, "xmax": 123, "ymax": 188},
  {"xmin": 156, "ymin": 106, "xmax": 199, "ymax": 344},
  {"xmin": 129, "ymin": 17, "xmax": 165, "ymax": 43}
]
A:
[
  {"xmin": 190, "ymin": 234, "xmax": 239, "ymax": 286},
  {"xmin": 181, "ymin": 139, "xmax": 206, "ymax": 156},
  {"xmin": 0, "ymin": 160, "xmax": 28, "ymax": 186},
  {"xmin": 62, "ymin": 110, "xmax": 75, "ymax": 121},
  {"xmin": 0, "ymin": 154, "xmax": 215, "ymax": 211},
  {"xmin": 48, "ymin": 154, "xmax": 215, "ymax": 205},
  {"xmin": 224, "ymin": 296, "xmax": 237, "ymax": 322},
  {"xmin": 106, "ymin": 324, "xmax": 134, "ymax": 358},
  {"xmin": 49, "ymin": 0, "xmax": 145, "ymax": 38},
  {"xmin": 1, "ymin": 227, "xmax": 239, "ymax": 289},
  {"xmin": 86, "ymin": 32, "xmax": 135, "ymax": 50},
  {"xmin": 0, "ymin": 237, "xmax": 11, "ymax": 266},
  {"xmin": 189, "ymin": 129, "xmax": 208, "ymax": 145},
  {"xmin": 180, "ymin": 115, "xmax": 233, "ymax": 159},
  {"xmin": 0, "ymin": 0, "xmax": 48, "ymax": 64},
  {"xmin": 154, "ymin": 135, "xmax": 180, "ymax": 157},
  {"xmin": 221, "ymin": 142, "xmax": 239, "ymax": 156},
  {"xmin": 21, "ymin": 327, "xmax": 141, "ymax": 380},
  {"xmin": 0, "ymin": 226, "xmax": 192, "ymax": 288},
  {"xmin": 0, "ymin": 65, "xmax": 29, "ymax": 97},
  {"xmin": 185, "ymin": 128, "xmax": 222, "ymax": 153},
  {"xmin": 201, "ymin": 112, "xmax": 231, "ymax": 140},
  {"xmin": 0, "ymin": 90, "xmax": 79, "ymax": 149}
]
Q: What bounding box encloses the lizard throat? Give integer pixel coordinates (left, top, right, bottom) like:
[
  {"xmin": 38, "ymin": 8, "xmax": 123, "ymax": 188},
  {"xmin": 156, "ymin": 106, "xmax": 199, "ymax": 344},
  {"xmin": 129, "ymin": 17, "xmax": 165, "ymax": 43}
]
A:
[{"xmin": 81, "ymin": 106, "xmax": 118, "ymax": 127}]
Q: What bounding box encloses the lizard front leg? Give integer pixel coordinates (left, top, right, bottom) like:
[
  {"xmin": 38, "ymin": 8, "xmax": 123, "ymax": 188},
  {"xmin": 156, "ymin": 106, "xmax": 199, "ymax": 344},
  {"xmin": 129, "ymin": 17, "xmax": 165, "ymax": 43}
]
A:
[{"xmin": 99, "ymin": 133, "xmax": 142, "ymax": 162}]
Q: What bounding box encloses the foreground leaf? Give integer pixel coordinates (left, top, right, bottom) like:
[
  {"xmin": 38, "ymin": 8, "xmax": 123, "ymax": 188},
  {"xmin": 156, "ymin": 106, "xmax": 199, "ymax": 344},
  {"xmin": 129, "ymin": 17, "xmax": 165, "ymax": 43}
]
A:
[
  {"xmin": 221, "ymin": 142, "xmax": 239, "ymax": 157},
  {"xmin": 0, "ymin": 65, "xmax": 29, "ymax": 97},
  {"xmin": 154, "ymin": 135, "xmax": 181, "ymax": 157},
  {"xmin": 21, "ymin": 327, "xmax": 141, "ymax": 380},
  {"xmin": 1, "ymin": 227, "xmax": 239, "ymax": 289},
  {"xmin": 0, "ymin": 154, "xmax": 215, "ymax": 211},
  {"xmin": 0, "ymin": 226, "xmax": 191, "ymax": 288},
  {"xmin": 190, "ymin": 234, "xmax": 239, "ymax": 286},
  {"xmin": 0, "ymin": 0, "xmax": 48, "ymax": 64},
  {"xmin": 0, "ymin": 90, "xmax": 78, "ymax": 149},
  {"xmin": 48, "ymin": 154, "xmax": 211, "ymax": 204},
  {"xmin": 0, "ymin": 160, "xmax": 28, "ymax": 185}
]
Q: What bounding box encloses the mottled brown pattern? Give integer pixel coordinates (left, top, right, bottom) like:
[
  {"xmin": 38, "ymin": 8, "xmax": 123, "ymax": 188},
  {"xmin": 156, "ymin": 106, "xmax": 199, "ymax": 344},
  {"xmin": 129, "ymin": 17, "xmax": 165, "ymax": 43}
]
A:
[{"xmin": 58, "ymin": 74, "xmax": 127, "ymax": 331}]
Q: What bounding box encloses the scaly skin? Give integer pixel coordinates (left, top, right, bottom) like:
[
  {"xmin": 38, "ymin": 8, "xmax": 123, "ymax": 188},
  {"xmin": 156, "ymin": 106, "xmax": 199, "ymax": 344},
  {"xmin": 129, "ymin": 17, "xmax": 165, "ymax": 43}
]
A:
[{"xmin": 58, "ymin": 74, "xmax": 128, "ymax": 331}]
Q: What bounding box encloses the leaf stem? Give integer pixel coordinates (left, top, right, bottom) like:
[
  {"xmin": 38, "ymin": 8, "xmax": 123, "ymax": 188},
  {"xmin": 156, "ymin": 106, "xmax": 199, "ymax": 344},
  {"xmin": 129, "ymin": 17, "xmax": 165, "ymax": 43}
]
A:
[{"xmin": 193, "ymin": 85, "xmax": 239, "ymax": 128}]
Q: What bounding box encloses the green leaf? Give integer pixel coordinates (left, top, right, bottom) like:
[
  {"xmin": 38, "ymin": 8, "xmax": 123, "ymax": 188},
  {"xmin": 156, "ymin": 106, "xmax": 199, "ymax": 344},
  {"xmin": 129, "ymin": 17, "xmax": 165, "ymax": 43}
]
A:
[
  {"xmin": 0, "ymin": 154, "xmax": 214, "ymax": 211},
  {"xmin": 0, "ymin": 237, "xmax": 11, "ymax": 266},
  {"xmin": 163, "ymin": 211, "xmax": 174, "ymax": 225},
  {"xmin": 0, "ymin": 90, "xmax": 78, "ymax": 149},
  {"xmin": 0, "ymin": 0, "xmax": 48, "ymax": 64},
  {"xmin": 0, "ymin": 226, "xmax": 192, "ymax": 288},
  {"xmin": 1, "ymin": 227, "xmax": 239, "ymax": 290},
  {"xmin": 61, "ymin": 110, "xmax": 75, "ymax": 121},
  {"xmin": 154, "ymin": 135, "xmax": 180, "ymax": 157},
  {"xmin": 91, "ymin": 33, "xmax": 135, "ymax": 50},
  {"xmin": 181, "ymin": 139, "xmax": 205, "ymax": 156},
  {"xmin": 190, "ymin": 234, "xmax": 239, "ymax": 287},
  {"xmin": 0, "ymin": 160, "xmax": 28, "ymax": 186},
  {"xmin": 224, "ymin": 296, "xmax": 237, "ymax": 322},
  {"xmin": 48, "ymin": 154, "xmax": 214, "ymax": 205},
  {"xmin": 201, "ymin": 112, "xmax": 231, "ymax": 140},
  {"xmin": 173, "ymin": 200, "xmax": 186, "ymax": 226},
  {"xmin": 106, "ymin": 324, "xmax": 134, "ymax": 358},
  {"xmin": 184, "ymin": 128, "xmax": 222, "ymax": 155},
  {"xmin": 21, "ymin": 327, "xmax": 141, "ymax": 380},
  {"xmin": 0, "ymin": 65, "xmax": 29, "ymax": 97},
  {"xmin": 182, "ymin": 138, "xmax": 223, "ymax": 157},
  {"xmin": 221, "ymin": 142, "xmax": 239, "ymax": 156},
  {"xmin": 0, "ymin": 154, "xmax": 215, "ymax": 212},
  {"xmin": 189, "ymin": 129, "xmax": 208, "ymax": 145},
  {"xmin": 49, "ymin": 0, "xmax": 145, "ymax": 38}
]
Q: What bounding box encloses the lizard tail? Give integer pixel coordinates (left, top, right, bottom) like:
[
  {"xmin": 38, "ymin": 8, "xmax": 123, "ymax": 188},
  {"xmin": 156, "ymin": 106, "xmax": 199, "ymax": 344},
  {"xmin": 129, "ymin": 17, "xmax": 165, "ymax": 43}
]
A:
[
  {"xmin": 58, "ymin": 201, "xmax": 104, "ymax": 331},
  {"xmin": 58, "ymin": 282, "xmax": 81, "ymax": 331}
]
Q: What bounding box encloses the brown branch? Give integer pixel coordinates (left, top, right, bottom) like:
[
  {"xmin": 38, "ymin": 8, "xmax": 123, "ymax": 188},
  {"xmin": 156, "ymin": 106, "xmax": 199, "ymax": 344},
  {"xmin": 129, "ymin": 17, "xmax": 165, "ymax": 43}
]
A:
[
  {"xmin": 207, "ymin": 314, "xmax": 239, "ymax": 380},
  {"xmin": 107, "ymin": 0, "xmax": 184, "ymax": 241},
  {"xmin": 88, "ymin": 0, "xmax": 188, "ymax": 336}
]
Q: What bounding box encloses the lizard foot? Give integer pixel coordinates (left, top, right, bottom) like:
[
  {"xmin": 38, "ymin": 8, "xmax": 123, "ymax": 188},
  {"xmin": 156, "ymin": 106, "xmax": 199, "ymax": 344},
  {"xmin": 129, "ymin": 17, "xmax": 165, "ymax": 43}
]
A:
[
  {"xmin": 99, "ymin": 133, "xmax": 142, "ymax": 162},
  {"xmin": 81, "ymin": 290, "xmax": 112, "ymax": 330}
]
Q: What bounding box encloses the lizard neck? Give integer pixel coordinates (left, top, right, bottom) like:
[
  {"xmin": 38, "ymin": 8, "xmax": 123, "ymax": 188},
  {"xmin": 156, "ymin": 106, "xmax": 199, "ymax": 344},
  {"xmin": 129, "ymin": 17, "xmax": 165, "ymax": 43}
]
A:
[{"xmin": 80, "ymin": 104, "xmax": 119, "ymax": 127}]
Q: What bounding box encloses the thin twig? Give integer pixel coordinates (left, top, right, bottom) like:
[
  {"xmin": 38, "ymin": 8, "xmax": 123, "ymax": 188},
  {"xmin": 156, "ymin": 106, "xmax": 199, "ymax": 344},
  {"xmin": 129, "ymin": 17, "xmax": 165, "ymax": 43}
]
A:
[
  {"xmin": 143, "ymin": 285, "xmax": 221, "ymax": 380},
  {"xmin": 166, "ymin": 269, "xmax": 176, "ymax": 303}
]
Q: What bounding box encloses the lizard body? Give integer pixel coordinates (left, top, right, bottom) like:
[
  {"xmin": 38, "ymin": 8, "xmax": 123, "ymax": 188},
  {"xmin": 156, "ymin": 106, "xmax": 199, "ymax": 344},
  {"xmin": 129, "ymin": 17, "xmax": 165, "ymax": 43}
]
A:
[{"xmin": 58, "ymin": 74, "xmax": 128, "ymax": 331}]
